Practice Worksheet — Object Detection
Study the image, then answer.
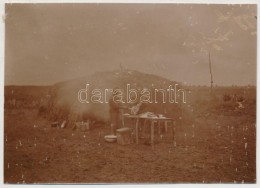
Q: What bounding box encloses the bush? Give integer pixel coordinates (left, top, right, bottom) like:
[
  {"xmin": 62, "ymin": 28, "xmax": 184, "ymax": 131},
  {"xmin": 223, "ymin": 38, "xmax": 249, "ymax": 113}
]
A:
[
  {"xmin": 237, "ymin": 96, "xmax": 245, "ymax": 102},
  {"xmin": 38, "ymin": 106, "xmax": 47, "ymax": 116},
  {"xmin": 223, "ymin": 94, "xmax": 231, "ymax": 102}
]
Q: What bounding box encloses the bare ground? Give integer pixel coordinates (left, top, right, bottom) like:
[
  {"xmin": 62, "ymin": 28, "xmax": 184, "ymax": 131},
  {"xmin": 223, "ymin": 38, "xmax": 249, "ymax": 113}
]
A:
[{"xmin": 4, "ymin": 104, "xmax": 256, "ymax": 184}]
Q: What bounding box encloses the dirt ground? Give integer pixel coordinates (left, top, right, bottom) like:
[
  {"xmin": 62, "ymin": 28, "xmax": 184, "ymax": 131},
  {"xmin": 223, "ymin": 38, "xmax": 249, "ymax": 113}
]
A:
[{"xmin": 4, "ymin": 96, "xmax": 256, "ymax": 184}]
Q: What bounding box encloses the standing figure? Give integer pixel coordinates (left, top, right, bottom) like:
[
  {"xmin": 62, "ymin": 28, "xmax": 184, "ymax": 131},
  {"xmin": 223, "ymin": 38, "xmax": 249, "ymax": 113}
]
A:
[{"xmin": 109, "ymin": 93, "xmax": 121, "ymax": 135}]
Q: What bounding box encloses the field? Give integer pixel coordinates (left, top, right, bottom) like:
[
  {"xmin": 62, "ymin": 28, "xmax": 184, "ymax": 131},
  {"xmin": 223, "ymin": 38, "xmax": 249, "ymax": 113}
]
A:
[{"xmin": 4, "ymin": 85, "xmax": 256, "ymax": 183}]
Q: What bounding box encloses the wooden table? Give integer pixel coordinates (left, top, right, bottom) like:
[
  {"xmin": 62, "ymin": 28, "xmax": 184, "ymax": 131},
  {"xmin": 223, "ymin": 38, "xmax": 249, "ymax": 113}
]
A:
[{"xmin": 123, "ymin": 115, "xmax": 175, "ymax": 149}]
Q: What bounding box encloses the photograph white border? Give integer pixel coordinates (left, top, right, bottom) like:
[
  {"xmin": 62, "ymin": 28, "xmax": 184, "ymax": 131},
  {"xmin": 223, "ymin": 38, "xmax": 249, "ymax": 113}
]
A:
[{"xmin": 0, "ymin": 1, "xmax": 258, "ymax": 188}]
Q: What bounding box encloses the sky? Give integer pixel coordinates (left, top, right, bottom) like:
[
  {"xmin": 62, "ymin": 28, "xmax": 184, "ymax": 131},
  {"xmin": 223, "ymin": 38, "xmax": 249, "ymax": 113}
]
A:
[{"xmin": 4, "ymin": 3, "xmax": 257, "ymax": 86}]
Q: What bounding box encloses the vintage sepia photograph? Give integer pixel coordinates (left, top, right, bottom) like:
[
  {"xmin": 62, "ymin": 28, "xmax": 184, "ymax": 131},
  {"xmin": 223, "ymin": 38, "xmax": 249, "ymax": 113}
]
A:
[{"xmin": 3, "ymin": 2, "xmax": 257, "ymax": 184}]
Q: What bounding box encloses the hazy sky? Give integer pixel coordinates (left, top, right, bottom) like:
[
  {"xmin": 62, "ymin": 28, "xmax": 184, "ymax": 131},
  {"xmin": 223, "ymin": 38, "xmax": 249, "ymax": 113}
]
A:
[{"xmin": 5, "ymin": 4, "xmax": 257, "ymax": 86}]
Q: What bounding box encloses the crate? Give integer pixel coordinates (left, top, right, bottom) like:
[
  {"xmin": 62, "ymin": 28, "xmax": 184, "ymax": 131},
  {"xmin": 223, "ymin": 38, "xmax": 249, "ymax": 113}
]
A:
[{"xmin": 116, "ymin": 127, "xmax": 131, "ymax": 145}]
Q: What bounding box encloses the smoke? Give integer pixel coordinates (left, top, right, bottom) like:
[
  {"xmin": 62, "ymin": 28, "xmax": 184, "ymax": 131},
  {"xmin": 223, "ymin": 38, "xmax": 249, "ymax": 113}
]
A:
[{"xmin": 49, "ymin": 70, "xmax": 183, "ymax": 123}]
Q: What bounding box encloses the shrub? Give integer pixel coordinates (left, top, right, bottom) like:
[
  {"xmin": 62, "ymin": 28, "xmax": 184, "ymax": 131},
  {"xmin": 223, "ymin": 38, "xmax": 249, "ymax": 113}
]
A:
[
  {"xmin": 38, "ymin": 106, "xmax": 47, "ymax": 116},
  {"xmin": 237, "ymin": 96, "xmax": 245, "ymax": 102},
  {"xmin": 223, "ymin": 94, "xmax": 231, "ymax": 102}
]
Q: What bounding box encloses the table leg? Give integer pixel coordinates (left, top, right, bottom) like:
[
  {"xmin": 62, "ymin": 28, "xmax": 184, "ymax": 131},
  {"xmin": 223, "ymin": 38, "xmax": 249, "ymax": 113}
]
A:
[
  {"xmin": 172, "ymin": 120, "xmax": 175, "ymax": 141},
  {"xmin": 135, "ymin": 118, "xmax": 139, "ymax": 144},
  {"xmin": 158, "ymin": 121, "xmax": 161, "ymax": 135},
  {"xmin": 142, "ymin": 119, "xmax": 148, "ymax": 139},
  {"xmin": 151, "ymin": 120, "xmax": 155, "ymax": 149},
  {"xmin": 122, "ymin": 115, "xmax": 124, "ymax": 127},
  {"xmin": 164, "ymin": 121, "xmax": 168, "ymax": 132}
]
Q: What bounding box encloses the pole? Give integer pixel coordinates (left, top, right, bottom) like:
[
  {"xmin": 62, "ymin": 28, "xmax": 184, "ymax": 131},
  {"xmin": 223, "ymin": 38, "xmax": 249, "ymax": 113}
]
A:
[{"xmin": 209, "ymin": 51, "xmax": 213, "ymax": 93}]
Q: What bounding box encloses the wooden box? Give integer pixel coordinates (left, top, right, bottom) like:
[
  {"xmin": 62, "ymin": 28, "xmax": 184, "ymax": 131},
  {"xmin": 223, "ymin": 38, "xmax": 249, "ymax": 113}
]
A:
[{"xmin": 116, "ymin": 127, "xmax": 131, "ymax": 145}]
